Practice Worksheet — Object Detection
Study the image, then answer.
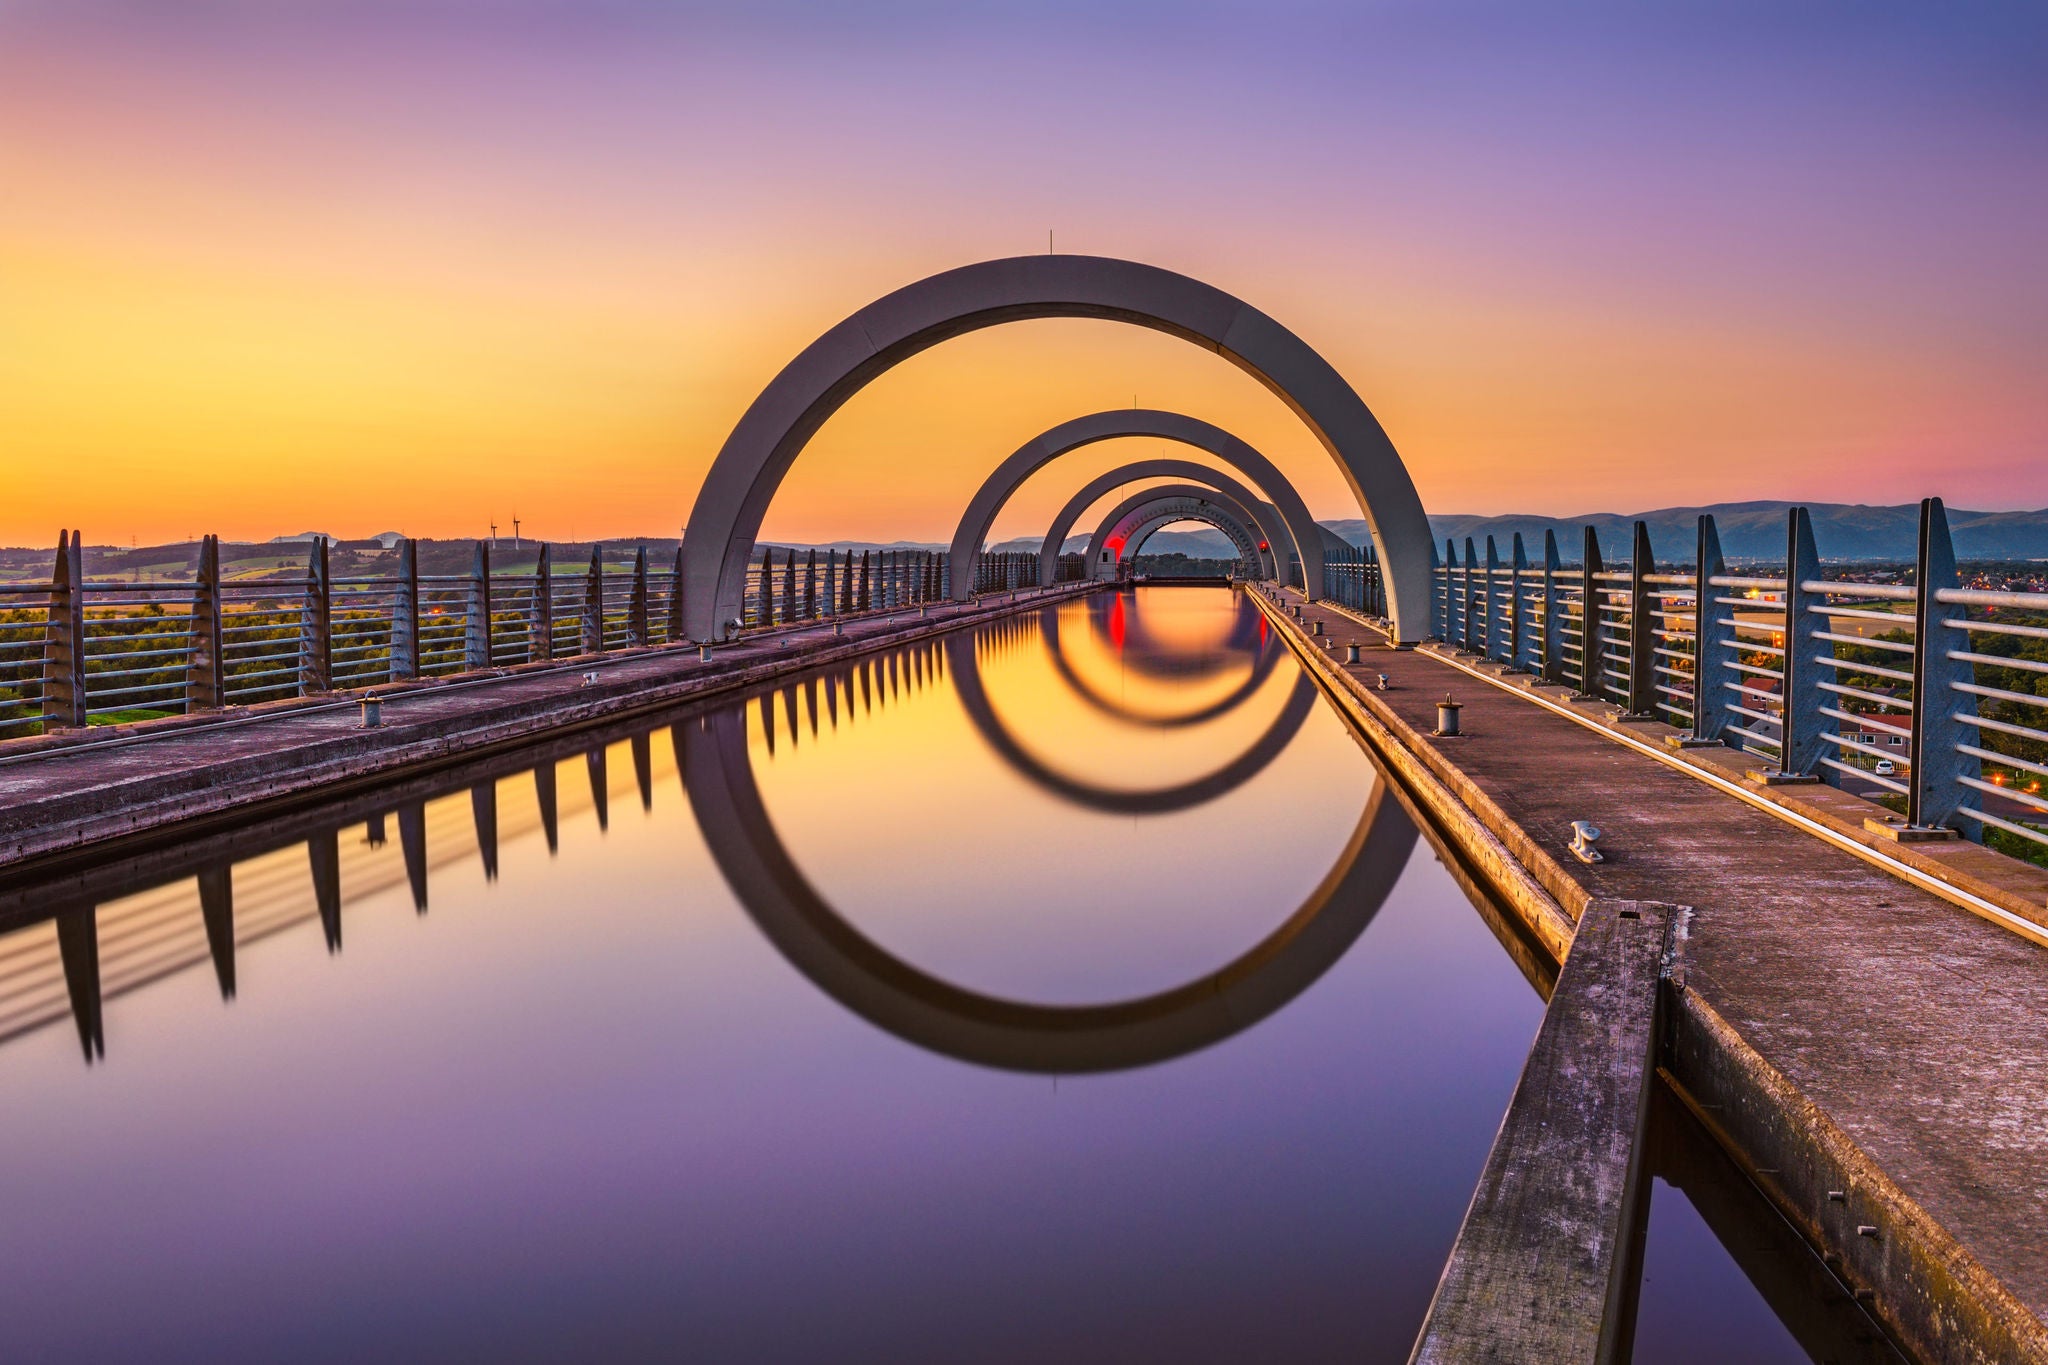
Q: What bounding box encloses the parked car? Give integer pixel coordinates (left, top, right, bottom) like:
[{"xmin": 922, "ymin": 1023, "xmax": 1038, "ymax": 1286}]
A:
[{"xmin": 1874, "ymin": 759, "xmax": 1896, "ymax": 776}]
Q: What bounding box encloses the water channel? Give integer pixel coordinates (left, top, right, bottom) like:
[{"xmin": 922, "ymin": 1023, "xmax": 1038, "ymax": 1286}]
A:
[{"xmin": 0, "ymin": 586, "xmax": 1886, "ymax": 1361}]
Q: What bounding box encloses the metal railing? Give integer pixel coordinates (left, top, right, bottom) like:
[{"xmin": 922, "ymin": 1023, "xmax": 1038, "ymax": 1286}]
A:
[
  {"xmin": 2, "ymin": 534, "xmax": 1066, "ymax": 741},
  {"xmin": 1411, "ymin": 500, "xmax": 2048, "ymax": 856}
]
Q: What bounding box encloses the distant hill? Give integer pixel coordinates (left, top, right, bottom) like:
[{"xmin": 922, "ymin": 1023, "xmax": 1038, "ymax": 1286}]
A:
[{"xmin": 1320, "ymin": 501, "xmax": 2048, "ymax": 563}]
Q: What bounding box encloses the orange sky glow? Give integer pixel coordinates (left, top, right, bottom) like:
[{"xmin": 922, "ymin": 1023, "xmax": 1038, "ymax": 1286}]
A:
[{"xmin": 4, "ymin": 6, "xmax": 2044, "ymax": 550}]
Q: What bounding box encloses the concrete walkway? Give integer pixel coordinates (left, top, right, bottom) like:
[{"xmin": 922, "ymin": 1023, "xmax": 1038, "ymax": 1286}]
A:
[{"xmin": 1261, "ymin": 589, "xmax": 2047, "ymax": 1365}]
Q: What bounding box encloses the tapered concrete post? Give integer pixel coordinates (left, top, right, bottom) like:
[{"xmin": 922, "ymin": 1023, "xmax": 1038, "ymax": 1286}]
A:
[
  {"xmin": 1625, "ymin": 520, "xmax": 1657, "ymax": 718},
  {"xmin": 668, "ymin": 546, "xmax": 687, "ymax": 642},
  {"xmin": 1509, "ymin": 534, "xmax": 1529, "ymax": 671},
  {"xmin": 309, "ymin": 828, "xmax": 341, "ymax": 951},
  {"xmin": 1463, "ymin": 536, "xmax": 1481, "ymax": 652},
  {"xmin": 820, "ymin": 550, "xmax": 834, "ymax": 620},
  {"xmin": 779, "ymin": 549, "xmax": 795, "ymax": 624},
  {"xmin": 1690, "ymin": 516, "xmax": 1733, "ymax": 744},
  {"xmin": 184, "ymin": 535, "xmax": 224, "ymax": 711},
  {"xmin": 299, "ymin": 537, "xmax": 332, "ymax": 696},
  {"xmin": 1578, "ymin": 526, "xmax": 1605, "ymax": 702},
  {"xmin": 39, "ymin": 530, "xmax": 87, "ymax": 729},
  {"xmin": 471, "ymin": 780, "xmax": 498, "ymax": 881},
  {"xmin": 587, "ymin": 747, "xmax": 610, "ymax": 831},
  {"xmin": 628, "ymin": 546, "xmax": 649, "ymax": 646},
  {"xmin": 1541, "ymin": 531, "xmax": 1565, "ymax": 686},
  {"xmin": 800, "ymin": 548, "xmax": 815, "ymax": 620},
  {"xmin": 1778, "ymin": 507, "xmax": 1829, "ymax": 778},
  {"xmin": 534, "ymin": 761, "xmax": 560, "ymax": 853},
  {"xmin": 390, "ymin": 538, "xmax": 420, "ymax": 679},
  {"xmin": 530, "ymin": 543, "xmax": 554, "ymax": 661},
  {"xmin": 632, "ymin": 732, "xmax": 654, "ymax": 810},
  {"xmin": 1909, "ymin": 497, "xmax": 1979, "ymax": 833},
  {"xmin": 198, "ymin": 865, "xmax": 235, "ymax": 999},
  {"xmin": 582, "ymin": 546, "xmax": 605, "ymax": 654},
  {"xmin": 465, "ymin": 540, "xmax": 493, "ymax": 672},
  {"xmin": 398, "ymin": 801, "xmax": 428, "ymax": 912},
  {"xmin": 1440, "ymin": 539, "xmax": 1457, "ymax": 643},
  {"xmin": 56, "ymin": 903, "xmax": 103, "ymax": 1062},
  {"xmin": 1485, "ymin": 536, "xmax": 1506, "ymax": 661}
]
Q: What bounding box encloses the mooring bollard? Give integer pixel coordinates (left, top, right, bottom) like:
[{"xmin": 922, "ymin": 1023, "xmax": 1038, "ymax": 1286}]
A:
[
  {"xmin": 1569, "ymin": 820, "xmax": 1604, "ymax": 864},
  {"xmin": 1435, "ymin": 694, "xmax": 1463, "ymax": 736},
  {"xmin": 359, "ymin": 695, "xmax": 382, "ymax": 729},
  {"xmin": 1376, "ymin": 672, "xmax": 1390, "ymax": 691}
]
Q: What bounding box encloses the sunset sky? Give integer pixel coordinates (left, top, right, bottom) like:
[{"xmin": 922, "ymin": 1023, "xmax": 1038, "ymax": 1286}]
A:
[{"xmin": 4, "ymin": 2, "xmax": 2045, "ymax": 549}]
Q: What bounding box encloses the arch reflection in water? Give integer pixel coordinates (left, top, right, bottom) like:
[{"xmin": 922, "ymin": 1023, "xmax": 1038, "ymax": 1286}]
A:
[{"xmin": 681, "ymin": 602, "xmax": 1418, "ymax": 1073}]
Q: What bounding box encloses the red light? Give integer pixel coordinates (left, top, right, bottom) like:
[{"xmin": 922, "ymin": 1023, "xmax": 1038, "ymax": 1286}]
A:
[
  {"xmin": 1108, "ymin": 594, "xmax": 1126, "ymax": 648},
  {"xmin": 1258, "ymin": 540, "xmax": 1269, "ymax": 551}
]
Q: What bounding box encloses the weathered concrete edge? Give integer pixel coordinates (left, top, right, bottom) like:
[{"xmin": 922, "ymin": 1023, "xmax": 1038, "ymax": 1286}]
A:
[
  {"xmin": 0, "ymin": 585, "xmax": 1102, "ymax": 873},
  {"xmin": 1409, "ymin": 899, "xmax": 1677, "ymax": 1364},
  {"xmin": 1666, "ymin": 987, "xmax": 2048, "ymax": 1365},
  {"xmin": 1246, "ymin": 591, "xmax": 1578, "ymax": 958},
  {"xmin": 1250, "ymin": 590, "xmax": 2048, "ymax": 1365}
]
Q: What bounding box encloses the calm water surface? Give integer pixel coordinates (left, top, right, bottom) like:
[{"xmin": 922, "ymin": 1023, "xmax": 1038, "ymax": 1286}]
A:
[{"xmin": 0, "ymin": 588, "xmax": 1847, "ymax": 1361}]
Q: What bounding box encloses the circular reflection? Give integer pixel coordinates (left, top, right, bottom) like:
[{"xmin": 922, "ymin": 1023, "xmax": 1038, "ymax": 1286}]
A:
[
  {"xmin": 679, "ymin": 700, "xmax": 1418, "ymax": 1073},
  {"xmin": 1043, "ymin": 596, "xmax": 1281, "ymax": 731},
  {"xmin": 948, "ymin": 628, "xmax": 1317, "ymax": 817}
]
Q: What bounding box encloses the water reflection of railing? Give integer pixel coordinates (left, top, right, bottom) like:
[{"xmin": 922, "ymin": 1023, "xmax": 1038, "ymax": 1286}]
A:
[
  {"xmin": 0, "ymin": 625, "xmax": 992, "ymax": 1061},
  {"xmin": 0, "ymin": 594, "xmax": 1319, "ymax": 1066}
]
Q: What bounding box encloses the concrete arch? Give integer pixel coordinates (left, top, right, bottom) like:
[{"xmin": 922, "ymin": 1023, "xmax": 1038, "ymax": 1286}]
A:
[
  {"xmin": 679, "ymin": 254, "xmax": 1435, "ymax": 643},
  {"xmin": 1028, "ymin": 458, "xmax": 1293, "ymax": 588},
  {"xmin": 1084, "ymin": 485, "xmax": 1264, "ymax": 580},
  {"xmin": 941, "ymin": 409, "xmax": 1324, "ymax": 597},
  {"xmin": 678, "ymin": 699, "xmax": 1418, "ymax": 1073}
]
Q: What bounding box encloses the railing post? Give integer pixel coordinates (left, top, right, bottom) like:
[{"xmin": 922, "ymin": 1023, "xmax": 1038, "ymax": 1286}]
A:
[
  {"xmin": 1626, "ymin": 520, "xmax": 1657, "ymax": 717},
  {"xmin": 803, "ymin": 548, "xmax": 817, "ymax": 620},
  {"xmin": 1484, "ymin": 535, "xmax": 1505, "ymax": 661},
  {"xmin": 1690, "ymin": 515, "xmax": 1732, "ymax": 743},
  {"xmin": 629, "ymin": 545, "xmax": 649, "ymax": 645},
  {"xmin": 530, "ymin": 543, "xmax": 553, "ymax": 661},
  {"xmin": 186, "ymin": 534, "xmax": 224, "ymax": 710},
  {"xmin": 391, "ymin": 538, "xmax": 419, "ymax": 680},
  {"xmin": 1909, "ymin": 497, "xmax": 1979, "ymax": 834},
  {"xmin": 860, "ymin": 551, "xmax": 872, "ymax": 611},
  {"xmin": 581, "ymin": 546, "xmax": 606, "ymax": 653},
  {"xmin": 299, "ymin": 537, "xmax": 332, "ymax": 695},
  {"xmin": 1577, "ymin": 526, "xmax": 1605, "ymax": 701},
  {"xmin": 1777, "ymin": 506, "xmax": 1828, "ymax": 778},
  {"xmin": 465, "ymin": 540, "xmax": 492, "ymax": 672},
  {"xmin": 1463, "ymin": 536, "xmax": 1480, "ymax": 651},
  {"xmin": 1509, "ymin": 533, "xmax": 1529, "ymax": 670},
  {"xmin": 1541, "ymin": 530, "xmax": 1564, "ymax": 686},
  {"xmin": 1440, "ymin": 539, "xmax": 1456, "ymax": 642},
  {"xmin": 669, "ymin": 546, "xmax": 687, "ymax": 642},
  {"xmin": 41, "ymin": 529, "xmax": 86, "ymax": 728}
]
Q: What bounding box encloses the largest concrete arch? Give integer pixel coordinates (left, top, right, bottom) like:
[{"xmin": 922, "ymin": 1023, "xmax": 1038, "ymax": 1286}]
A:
[
  {"xmin": 680, "ymin": 254, "xmax": 1435, "ymax": 642},
  {"xmin": 944, "ymin": 409, "xmax": 1325, "ymax": 599}
]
